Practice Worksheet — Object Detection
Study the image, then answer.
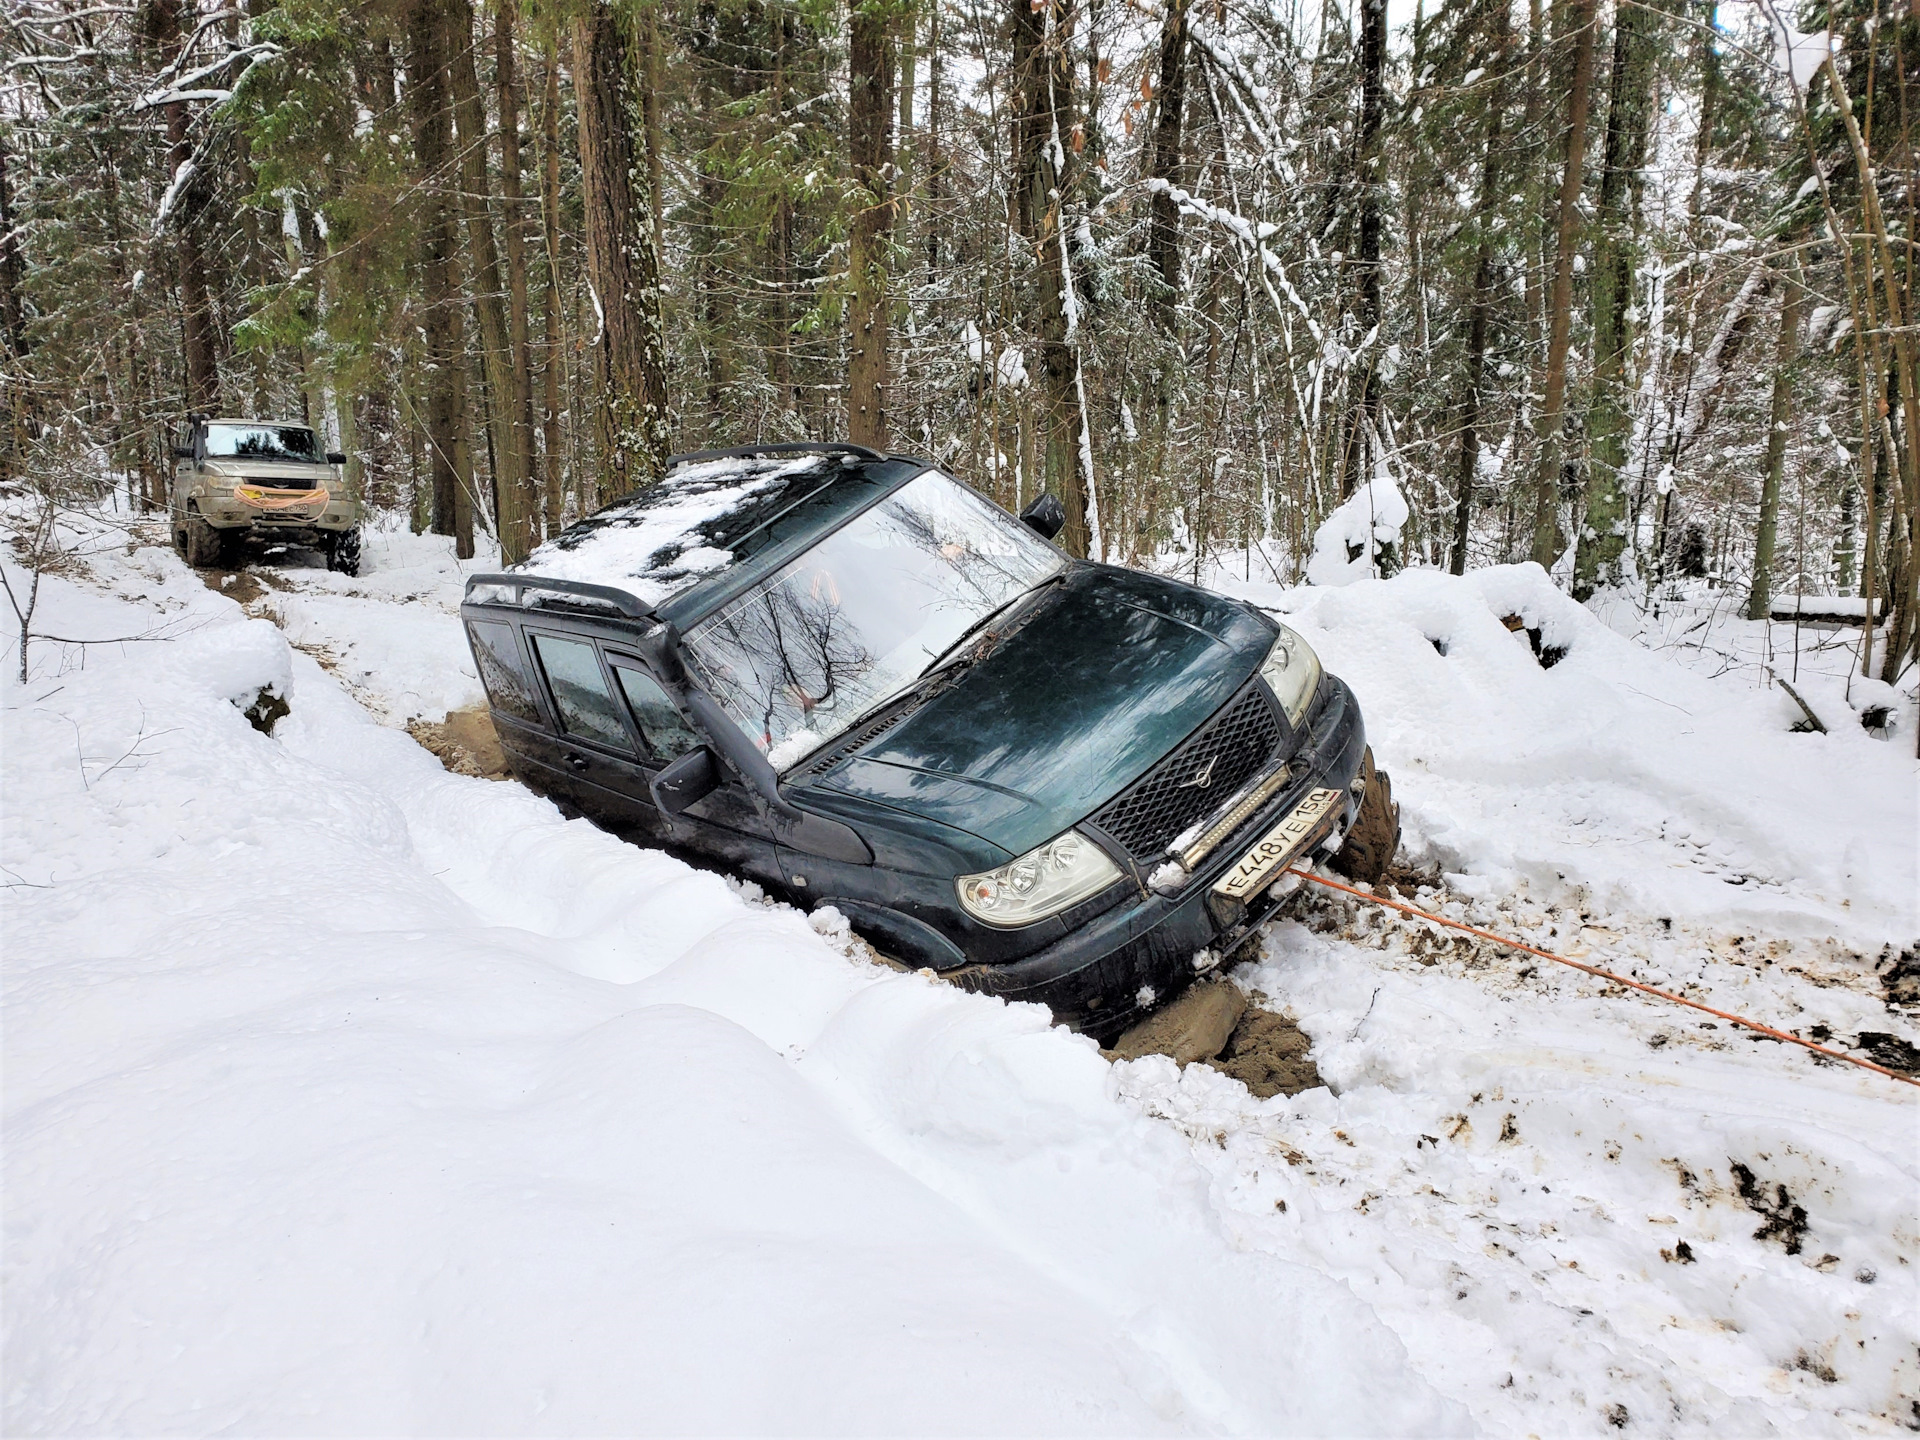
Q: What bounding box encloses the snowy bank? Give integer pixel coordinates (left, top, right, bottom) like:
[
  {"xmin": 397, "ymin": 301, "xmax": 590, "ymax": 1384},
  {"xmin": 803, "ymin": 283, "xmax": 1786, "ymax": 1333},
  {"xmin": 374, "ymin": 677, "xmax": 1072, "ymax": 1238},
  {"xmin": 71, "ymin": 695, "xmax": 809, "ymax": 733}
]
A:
[{"xmin": 2, "ymin": 534, "xmax": 1461, "ymax": 1435}]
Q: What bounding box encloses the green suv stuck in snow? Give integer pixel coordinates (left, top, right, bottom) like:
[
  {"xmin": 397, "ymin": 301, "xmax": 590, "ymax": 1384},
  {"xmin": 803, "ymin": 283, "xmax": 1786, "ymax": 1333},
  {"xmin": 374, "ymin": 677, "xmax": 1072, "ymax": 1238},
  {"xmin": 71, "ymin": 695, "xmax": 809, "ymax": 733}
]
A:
[
  {"xmin": 460, "ymin": 443, "xmax": 1397, "ymax": 1039},
  {"xmin": 171, "ymin": 415, "xmax": 364, "ymax": 575}
]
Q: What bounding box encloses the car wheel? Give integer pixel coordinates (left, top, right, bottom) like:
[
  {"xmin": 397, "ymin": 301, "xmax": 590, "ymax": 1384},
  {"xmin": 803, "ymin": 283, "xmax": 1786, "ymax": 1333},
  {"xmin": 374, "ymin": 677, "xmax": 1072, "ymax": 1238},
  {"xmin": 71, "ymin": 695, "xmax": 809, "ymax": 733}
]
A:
[
  {"xmin": 327, "ymin": 527, "xmax": 363, "ymax": 577},
  {"xmin": 1331, "ymin": 746, "xmax": 1399, "ymax": 885},
  {"xmin": 182, "ymin": 512, "xmax": 224, "ymax": 568}
]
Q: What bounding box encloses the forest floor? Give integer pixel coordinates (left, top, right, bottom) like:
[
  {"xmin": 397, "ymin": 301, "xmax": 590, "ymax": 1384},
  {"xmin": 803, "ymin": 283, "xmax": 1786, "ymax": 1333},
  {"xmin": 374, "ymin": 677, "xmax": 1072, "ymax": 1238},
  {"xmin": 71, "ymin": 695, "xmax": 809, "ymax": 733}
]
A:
[{"xmin": 4, "ymin": 510, "xmax": 1916, "ymax": 1437}]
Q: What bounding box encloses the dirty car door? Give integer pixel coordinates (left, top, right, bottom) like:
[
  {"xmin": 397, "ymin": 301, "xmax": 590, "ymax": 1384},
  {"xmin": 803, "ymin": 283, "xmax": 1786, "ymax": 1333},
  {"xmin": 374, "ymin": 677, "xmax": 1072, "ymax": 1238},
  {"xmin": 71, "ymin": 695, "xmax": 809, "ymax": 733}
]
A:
[
  {"xmin": 517, "ymin": 629, "xmax": 652, "ymax": 825},
  {"xmin": 601, "ymin": 653, "xmax": 785, "ymax": 886}
]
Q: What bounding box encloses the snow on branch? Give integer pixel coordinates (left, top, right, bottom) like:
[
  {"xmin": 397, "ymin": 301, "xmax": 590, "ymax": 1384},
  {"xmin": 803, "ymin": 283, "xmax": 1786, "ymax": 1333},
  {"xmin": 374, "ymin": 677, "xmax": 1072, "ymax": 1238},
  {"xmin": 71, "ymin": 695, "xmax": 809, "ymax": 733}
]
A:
[
  {"xmin": 153, "ymin": 158, "xmax": 196, "ymax": 231},
  {"xmin": 1757, "ymin": 0, "xmax": 1833, "ymax": 91},
  {"xmin": 6, "ymin": 48, "xmax": 103, "ymax": 71},
  {"xmin": 134, "ymin": 42, "xmax": 277, "ymax": 112},
  {"xmin": 1143, "ymin": 178, "xmax": 1322, "ymax": 343},
  {"xmin": 1673, "ymin": 264, "xmax": 1769, "ymax": 457}
]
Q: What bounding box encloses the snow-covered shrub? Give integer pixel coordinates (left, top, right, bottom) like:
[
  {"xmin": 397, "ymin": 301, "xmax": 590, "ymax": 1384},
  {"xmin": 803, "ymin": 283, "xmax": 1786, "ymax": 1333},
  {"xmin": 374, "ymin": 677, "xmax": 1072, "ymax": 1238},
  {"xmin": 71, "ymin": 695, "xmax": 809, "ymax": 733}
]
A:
[{"xmin": 1306, "ymin": 468, "xmax": 1408, "ymax": 586}]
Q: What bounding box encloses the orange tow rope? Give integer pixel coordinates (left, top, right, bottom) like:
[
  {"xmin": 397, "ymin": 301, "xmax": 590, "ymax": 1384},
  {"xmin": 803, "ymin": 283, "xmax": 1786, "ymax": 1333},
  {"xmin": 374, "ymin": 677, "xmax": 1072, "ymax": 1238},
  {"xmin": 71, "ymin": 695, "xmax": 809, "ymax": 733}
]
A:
[{"xmin": 1284, "ymin": 866, "xmax": 1919, "ymax": 1090}]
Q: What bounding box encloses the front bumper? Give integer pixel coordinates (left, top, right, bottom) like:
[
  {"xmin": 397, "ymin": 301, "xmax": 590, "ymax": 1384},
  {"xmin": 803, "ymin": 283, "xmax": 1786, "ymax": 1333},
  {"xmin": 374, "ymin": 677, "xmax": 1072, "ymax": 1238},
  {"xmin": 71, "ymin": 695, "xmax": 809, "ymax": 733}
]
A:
[
  {"xmin": 202, "ymin": 508, "xmax": 357, "ymax": 536},
  {"xmin": 946, "ymin": 674, "xmax": 1367, "ymax": 1039}
]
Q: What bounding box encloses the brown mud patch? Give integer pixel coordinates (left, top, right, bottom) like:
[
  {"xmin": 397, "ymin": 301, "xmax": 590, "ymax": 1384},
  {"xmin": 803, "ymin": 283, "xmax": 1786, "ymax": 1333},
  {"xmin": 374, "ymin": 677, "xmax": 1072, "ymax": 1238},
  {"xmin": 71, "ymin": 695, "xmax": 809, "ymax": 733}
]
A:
[
  {"xmin": 1211, "ymin": 1006, "xmax": 1324, "ymax": 1097},
  {"xmin": 1111, "ymin": 979, "xmax": 1246, "ymax": 1064},
  {"xmin": 407, "ymin": 705, "xmax": 511, "ymax": 780},
  {"xmin": 198, "ymin": 567, "xmax": 266, "ymax": 606},
  {"xmin": 1108, "ymin": 980, "xmax": 1324, "ymax": 1098}
]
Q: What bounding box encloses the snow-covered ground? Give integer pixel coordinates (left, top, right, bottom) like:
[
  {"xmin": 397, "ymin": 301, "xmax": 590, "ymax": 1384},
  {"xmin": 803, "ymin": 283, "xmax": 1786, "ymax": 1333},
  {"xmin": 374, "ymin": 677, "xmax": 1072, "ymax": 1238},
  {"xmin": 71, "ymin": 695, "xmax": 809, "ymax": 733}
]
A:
[{"xmin": 4, "ymin": 509, "xmax": 1915, "ymax": 1436}]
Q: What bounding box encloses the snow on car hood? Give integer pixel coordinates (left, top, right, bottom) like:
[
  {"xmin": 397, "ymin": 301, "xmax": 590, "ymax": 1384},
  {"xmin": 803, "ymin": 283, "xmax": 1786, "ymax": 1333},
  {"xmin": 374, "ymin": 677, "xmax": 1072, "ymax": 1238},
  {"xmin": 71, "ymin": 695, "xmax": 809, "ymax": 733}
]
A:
[
  {"xmin": 514, "ymin": 453, "xmax": 836, "ymax": 605},
  {"xmin": 811, "ymin": 565, "xmax": 1275, "ymax": 858},
  {"xmin": 202, "ymin": 457, "xmax": 334, "ymax": 481}
]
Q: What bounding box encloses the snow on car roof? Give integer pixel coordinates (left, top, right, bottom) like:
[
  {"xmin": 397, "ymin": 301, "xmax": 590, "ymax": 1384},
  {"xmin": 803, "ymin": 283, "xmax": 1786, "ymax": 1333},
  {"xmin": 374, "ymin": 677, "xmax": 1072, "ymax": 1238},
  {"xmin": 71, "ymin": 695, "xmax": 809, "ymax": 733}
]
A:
[{"xmin": 513, "ymin": 452, "xmax": 841, "ymax": 605}]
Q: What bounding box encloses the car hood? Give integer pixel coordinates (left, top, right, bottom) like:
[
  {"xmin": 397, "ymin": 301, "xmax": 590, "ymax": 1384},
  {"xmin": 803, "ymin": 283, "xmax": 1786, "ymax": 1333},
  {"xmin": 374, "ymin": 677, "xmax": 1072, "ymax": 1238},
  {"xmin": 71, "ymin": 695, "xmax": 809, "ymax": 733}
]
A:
[
  {"xmin": 807, "ymin": 565, "xmax": 1275, "ymax": 859},
  {"xmin": 203, "ymin": 459, "xmax": 334, "ymax": 482}
]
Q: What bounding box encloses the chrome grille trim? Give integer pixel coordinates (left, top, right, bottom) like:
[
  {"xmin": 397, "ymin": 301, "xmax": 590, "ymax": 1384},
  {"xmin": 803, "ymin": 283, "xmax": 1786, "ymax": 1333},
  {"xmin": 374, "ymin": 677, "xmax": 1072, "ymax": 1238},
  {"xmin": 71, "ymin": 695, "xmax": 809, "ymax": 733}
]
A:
[{"xmin": 1088, "ymin": 682, "xmax": 1284, "ymax": 858}]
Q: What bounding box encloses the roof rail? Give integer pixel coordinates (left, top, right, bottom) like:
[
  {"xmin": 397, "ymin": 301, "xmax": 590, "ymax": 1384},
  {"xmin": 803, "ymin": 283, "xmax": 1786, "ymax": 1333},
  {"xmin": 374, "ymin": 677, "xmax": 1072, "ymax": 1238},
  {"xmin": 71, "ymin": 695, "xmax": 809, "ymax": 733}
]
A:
[
  {"xmin": 668, "ymin": 440, "xmax": 886, "ymax": 467},
  {"xmin": 462, "ymin": 572, "xmax": 655, "ymax": 620}
]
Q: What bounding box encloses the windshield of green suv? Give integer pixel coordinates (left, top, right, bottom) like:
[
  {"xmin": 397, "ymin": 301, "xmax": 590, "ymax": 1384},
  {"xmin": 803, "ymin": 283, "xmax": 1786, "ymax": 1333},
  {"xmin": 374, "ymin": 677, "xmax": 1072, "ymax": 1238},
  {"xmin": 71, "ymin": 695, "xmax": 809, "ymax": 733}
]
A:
[
  {"xmin": 203, "ymin": 424, "xmax": 320, "ymax": 463},
  {"xmin": 682, "ymin": 469, "xmax": 1063, "ymax": 769}
]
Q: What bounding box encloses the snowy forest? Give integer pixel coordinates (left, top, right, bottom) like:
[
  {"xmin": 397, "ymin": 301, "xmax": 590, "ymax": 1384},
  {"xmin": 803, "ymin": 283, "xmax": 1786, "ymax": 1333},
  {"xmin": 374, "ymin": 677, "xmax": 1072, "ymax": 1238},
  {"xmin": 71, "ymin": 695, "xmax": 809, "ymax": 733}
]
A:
[{"xmin": 1, "ymin": 0, "xmax": 1914, "ymax": 677}]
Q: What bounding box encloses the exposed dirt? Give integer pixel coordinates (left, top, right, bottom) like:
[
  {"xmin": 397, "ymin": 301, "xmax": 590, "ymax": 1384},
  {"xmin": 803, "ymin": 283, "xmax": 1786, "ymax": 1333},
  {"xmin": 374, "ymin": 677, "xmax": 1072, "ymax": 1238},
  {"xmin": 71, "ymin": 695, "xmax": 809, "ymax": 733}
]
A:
[
  {"xmin": 1110, "ymin": 979, "xmax": 1247, "ymax": 1064},
  {"xmin": 238, "ymin": 684, "xmax": 290, "ymax": 735},
  {"xmin": 1210, "ymin": 1006, "xmax": 1325, "ymax": 1097},
  {"xmin": 1852, "ymin": 1031, "xmax": 1920, "ymax": 1076},
  {"xmin": 407, "ymin": 705, "xmax": 511, "ymax": 780},
  {"xmin": 1730, "ymin": 1160, "xmax": 1811, "ymax": 1255},
  {"xmin": 1107, "ymin": 980, "xmax": 1324, "ymax": 1099},
  {"xmin": 197, "ymin": 567, "xmax": 266, "ymax": 605},
  {"xmin": 1880, "ymin": 946, "xmax": 1920, "ymax": 1009}
]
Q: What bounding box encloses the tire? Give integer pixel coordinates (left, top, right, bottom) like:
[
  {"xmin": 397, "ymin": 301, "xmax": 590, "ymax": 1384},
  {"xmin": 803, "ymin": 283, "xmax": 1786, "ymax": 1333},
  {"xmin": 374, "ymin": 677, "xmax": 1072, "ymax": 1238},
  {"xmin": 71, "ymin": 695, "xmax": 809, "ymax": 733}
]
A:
[
  {"xmin": 327, "ymin": 527, "xmax": 363, "ymax": 577},
  {"xmin": 182, "ymin": 512, "xmax": 225, "ymax": 568},
  {"xmin": 1331, "ymin": 746, "xmax": 1400, "ymax": 885}
]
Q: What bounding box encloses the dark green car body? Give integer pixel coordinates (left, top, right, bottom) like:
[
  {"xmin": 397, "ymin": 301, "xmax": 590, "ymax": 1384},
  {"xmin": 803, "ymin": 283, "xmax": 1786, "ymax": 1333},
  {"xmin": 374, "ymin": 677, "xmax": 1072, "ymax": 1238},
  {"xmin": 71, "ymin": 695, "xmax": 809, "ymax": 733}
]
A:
[{"xmin": 461, "ymin": 445, "xmax": 1368, "ymax": 1039}]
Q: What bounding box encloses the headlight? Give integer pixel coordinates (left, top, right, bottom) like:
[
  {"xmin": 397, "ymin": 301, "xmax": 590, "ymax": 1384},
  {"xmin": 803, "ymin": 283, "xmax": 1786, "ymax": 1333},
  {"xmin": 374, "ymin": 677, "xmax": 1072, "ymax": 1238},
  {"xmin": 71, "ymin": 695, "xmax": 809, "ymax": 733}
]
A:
[
  {"xmin": 1260, "ymin": 624, "xmax": 1322, "ymax": 728},
  {"xmin": 957, "ymin": 829, "xmax": 1123, "ymax": 927}
]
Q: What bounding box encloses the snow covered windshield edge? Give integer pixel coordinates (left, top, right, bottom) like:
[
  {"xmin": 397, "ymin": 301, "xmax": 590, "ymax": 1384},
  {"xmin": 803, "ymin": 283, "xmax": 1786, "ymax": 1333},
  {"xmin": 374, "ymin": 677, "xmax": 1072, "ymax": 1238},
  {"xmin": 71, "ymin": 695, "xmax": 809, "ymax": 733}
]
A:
[{"xmin": 682, "ymin": 469, "xmax": 1062, "ymax": 769}]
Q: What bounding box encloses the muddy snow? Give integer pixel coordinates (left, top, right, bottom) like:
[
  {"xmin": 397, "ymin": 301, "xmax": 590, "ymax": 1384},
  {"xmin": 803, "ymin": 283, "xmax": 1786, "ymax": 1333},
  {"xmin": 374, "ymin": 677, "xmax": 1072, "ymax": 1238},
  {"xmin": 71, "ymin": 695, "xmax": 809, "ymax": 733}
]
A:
[{"xmin": 4, "ymin": 509, "xmax": 1915, "ymax": 1436}]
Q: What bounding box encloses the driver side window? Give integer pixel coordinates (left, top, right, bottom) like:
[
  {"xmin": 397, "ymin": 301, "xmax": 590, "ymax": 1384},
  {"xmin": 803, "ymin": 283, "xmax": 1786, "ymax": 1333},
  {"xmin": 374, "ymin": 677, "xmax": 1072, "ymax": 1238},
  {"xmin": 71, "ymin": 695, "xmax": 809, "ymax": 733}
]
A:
[
  {"xmin": 613, "ymin": 665, "xmax": 704, "ymax": 764},
  {"xmin": 529, "ymin": 633, "xmax": 632, "ymax": 750}
]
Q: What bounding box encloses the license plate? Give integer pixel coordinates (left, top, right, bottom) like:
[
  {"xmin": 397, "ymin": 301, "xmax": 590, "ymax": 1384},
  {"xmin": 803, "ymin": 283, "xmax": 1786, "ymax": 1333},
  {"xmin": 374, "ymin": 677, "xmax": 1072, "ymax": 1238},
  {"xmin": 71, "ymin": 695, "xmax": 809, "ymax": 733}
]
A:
[{"xmin": 1211, "ymin": 787, "xmax": 1343, "ymax": 901}]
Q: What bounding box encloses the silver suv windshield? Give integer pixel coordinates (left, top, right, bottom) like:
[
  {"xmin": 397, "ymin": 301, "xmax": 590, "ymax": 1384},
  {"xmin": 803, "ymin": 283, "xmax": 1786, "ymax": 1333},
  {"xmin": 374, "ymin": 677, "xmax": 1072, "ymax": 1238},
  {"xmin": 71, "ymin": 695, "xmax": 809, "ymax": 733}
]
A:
[
  {"xmin": 682, "ymin": 469, "xmax": 1063, "ymax": 769},
  {"xmin": 204, "ymin": 424, "xmax": 320, "ymax": 463}
]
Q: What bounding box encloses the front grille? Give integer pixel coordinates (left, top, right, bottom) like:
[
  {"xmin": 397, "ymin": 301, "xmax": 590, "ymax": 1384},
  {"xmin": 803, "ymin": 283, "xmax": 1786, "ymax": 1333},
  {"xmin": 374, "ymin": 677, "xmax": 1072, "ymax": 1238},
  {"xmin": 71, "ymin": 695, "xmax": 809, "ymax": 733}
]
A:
[
  {"xmin": 1089, "ymin": 683, "xmax": 1282, "ymax": 857},
  {"xmin": 247, "ymin": 475, "xmax": 320, "ymax": 491}
]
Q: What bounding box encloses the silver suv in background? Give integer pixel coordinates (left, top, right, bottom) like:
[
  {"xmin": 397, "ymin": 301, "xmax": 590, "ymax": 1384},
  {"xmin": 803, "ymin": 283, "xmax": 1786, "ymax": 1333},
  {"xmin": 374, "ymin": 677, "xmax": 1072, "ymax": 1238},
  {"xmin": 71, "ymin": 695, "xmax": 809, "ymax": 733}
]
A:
[{"xmin": 171, "ymin": 415, "xmax": 364, "ymax": 575}]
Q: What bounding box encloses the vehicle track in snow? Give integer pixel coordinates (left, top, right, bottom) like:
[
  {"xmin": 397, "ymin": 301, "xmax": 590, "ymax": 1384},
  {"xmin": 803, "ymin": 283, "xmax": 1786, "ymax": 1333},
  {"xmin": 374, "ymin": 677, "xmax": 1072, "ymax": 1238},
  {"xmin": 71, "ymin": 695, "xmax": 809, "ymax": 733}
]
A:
[{"xmin": 168, "ymin": 522, "xmax": 1919, "ymax": 1435}]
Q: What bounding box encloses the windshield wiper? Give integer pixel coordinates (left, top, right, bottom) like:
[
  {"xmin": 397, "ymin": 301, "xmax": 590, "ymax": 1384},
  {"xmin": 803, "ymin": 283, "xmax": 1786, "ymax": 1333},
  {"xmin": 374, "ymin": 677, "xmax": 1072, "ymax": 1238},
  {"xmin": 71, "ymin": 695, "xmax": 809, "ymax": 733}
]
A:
[{"xmin": 922, "ymin": 570, "xmax": 1067, "ymax": 676}]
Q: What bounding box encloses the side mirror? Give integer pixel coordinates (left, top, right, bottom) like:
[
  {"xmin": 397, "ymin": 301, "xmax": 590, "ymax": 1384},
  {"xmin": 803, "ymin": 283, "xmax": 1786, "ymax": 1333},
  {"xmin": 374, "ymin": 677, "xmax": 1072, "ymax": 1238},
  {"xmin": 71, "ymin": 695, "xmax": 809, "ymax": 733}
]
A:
[
  {"xmin": 172, "ymin": 446, "xmax": 193, "ymax": 460},
  {"xmin": 326, "ymin": 451, "xmax": 347, "ymax": 466},
  {"xmin": 1019, "ymin": 492, "xmax": 1067, "ymax": 541},
  {"xmin": 649, "ymin": 746, "xmax": 720, "ymax": 816}
]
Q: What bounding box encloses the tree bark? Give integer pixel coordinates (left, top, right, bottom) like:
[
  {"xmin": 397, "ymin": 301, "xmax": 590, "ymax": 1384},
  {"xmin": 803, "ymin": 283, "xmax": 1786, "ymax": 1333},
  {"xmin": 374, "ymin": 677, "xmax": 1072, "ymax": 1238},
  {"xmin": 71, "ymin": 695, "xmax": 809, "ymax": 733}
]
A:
[
  {"xmin": 1527, "ymin": 0, "xmax": 1598, "ymax": 568},
  {"xmin": 1574, "ymin": 0, "xmax": 1660, "ymax": 598},
  {"xmin": 147, "ymin": 0, "xmax": 221, "ymax": 409},
  {"xmin": 539, "ymin": 46, "xmax": 565, "ymax": 531},
  {"xmin": 1145, "ymin": 0, "xmax": 1191, "ymax": 324},
  {"xmin": 407, "ymin": 0, "xmax": 473, "ymax": 555},
  {"xmin": 1746, "ymin": 261, "xmax": 1801, "ymax": 620},
  {"xmin": 1346, "ymin": 0, "xmax": 1387, "ymax": 499},
  {"xmin": 448, "ymin": 0, "xmax": 532, "ymax": 562},
  {"xmin": 846, "ymin": 0, "xmax": 896, "ymax": 447},
  {"xmin": 0, "ymin": 134, "xmax": 28, "ymax": 480},
  {"xmin": 496, "ymin": 0, "xmax": 540, "ymax": 543},
  {"xmin": 1009, "ymin": 0, "xmax": 1094, "ymax": 556},
  {"xmin": 1452, "ymin": 0, "xmax": 1509, "ymax": 575},
  {"xmin": 571, "ymin": 0, "xmax": 673, "ymax": 501}
]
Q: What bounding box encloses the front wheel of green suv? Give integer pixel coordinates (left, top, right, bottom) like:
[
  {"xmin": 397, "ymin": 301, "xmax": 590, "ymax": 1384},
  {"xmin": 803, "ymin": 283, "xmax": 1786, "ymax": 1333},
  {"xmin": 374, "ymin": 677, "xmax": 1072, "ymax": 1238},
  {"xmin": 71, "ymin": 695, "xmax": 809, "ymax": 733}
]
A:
[
  {"xmin": 327, "ymin": 527, "xmax": 362, "ymax": 577},
  {"xmin": 1331, "ymin": 746, "xmax": 1400, "ymax": 885}
]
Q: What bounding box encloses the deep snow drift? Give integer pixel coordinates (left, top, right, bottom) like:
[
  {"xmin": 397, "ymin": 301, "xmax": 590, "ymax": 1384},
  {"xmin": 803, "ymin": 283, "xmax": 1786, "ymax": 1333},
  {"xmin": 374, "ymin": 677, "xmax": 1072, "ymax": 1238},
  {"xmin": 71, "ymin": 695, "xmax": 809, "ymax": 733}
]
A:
[{"xmin": 4, "ymin": 511, "xmax": 1915, "ymax": 1436}]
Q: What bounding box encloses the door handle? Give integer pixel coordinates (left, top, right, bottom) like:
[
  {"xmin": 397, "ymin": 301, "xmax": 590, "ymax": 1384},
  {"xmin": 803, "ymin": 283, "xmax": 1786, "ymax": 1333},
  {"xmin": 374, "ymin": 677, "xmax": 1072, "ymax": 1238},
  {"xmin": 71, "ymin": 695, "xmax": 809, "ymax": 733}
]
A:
[{"xmin": 564, "ymin": 753, "xmax": 589, "ymax": 772}]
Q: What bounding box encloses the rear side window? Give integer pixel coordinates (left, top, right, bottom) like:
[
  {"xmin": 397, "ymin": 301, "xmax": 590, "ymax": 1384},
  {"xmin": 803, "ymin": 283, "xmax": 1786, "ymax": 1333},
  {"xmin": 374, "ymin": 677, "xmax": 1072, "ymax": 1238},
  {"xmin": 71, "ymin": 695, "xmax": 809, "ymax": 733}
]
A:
[
  {"xmin": 466, "ymin": 621, "xmax": 542, "ymax": 724},
  {"xmin": 530, "ymin": 633, "xmax": 632, "ymax": 750},
  {"xmin": 613, "ymin": 666, "xmax": 704, "ymax": 763}
]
